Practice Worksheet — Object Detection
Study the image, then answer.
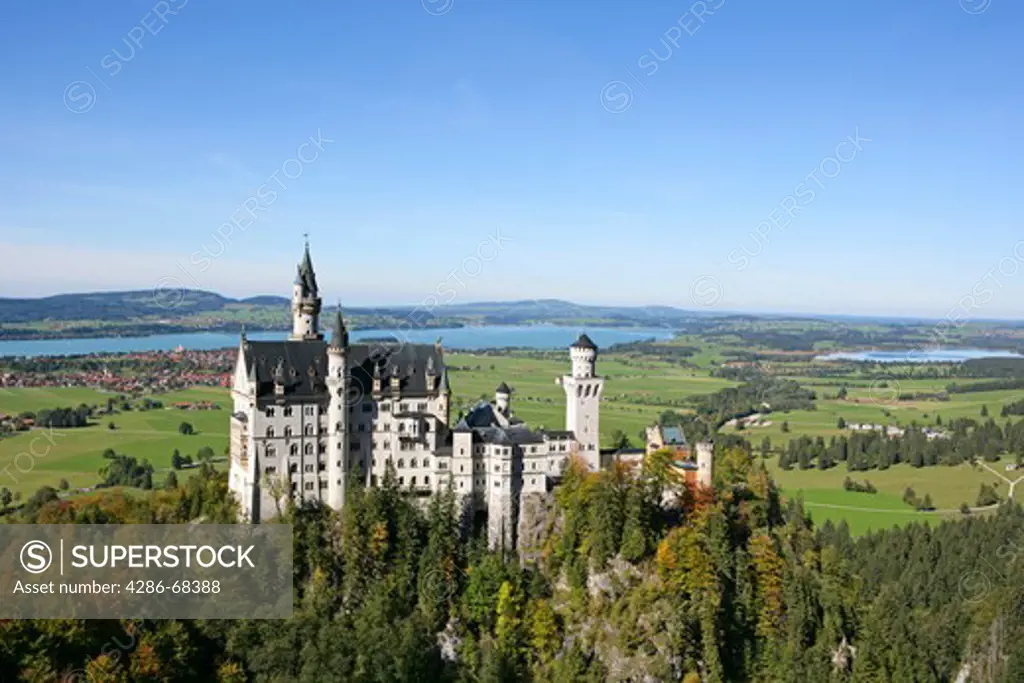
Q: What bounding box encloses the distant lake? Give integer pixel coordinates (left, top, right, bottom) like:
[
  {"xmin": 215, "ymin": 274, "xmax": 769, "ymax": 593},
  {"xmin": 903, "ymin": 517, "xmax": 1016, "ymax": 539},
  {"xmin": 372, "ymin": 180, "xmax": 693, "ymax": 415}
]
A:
[
  {"xmin": 0, "ymin": 325, "xmax": 676, "ymax": 358},
  {"xmin": 817, "ymin": 348, "xmax": 1024, "ymax": 363}
]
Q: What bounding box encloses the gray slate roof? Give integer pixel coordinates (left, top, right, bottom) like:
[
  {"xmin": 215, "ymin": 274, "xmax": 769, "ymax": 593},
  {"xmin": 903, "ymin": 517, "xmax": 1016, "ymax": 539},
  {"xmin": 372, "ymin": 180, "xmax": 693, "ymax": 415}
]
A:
[
  {"xmin": 243, "ymin": 339, "xmax": 445, "ymax": 403},
  {"xmin": 244, "ymin": 340, "xmax": 328, "ymax": 403},
  {"xmin": 453, "ymin": 401, "xmax": 547, "ymax": 446},
  {"xmin": 295, "ymin": 244, "xmax": 319, "ymax": 296},
  {"xmin": 572, "ymin": 333, "xmax": 597, "ymax": 350}
]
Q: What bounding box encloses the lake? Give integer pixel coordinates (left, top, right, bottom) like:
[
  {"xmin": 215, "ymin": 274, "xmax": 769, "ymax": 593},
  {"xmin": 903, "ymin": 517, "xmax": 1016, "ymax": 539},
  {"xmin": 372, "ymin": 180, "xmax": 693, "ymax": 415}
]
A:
[
  {"xmin": 0, "ymin": 325, "xmax": 676, "ymax": 358},
  {"xmin": 816, "ymin": 348, "xmax": 1024, "ymax": 363}
]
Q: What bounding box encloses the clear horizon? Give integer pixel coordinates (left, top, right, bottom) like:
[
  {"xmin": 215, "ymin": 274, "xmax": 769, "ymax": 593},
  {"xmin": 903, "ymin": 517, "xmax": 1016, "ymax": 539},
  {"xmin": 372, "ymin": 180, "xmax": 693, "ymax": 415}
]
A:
[{"xmin": 1, "ymin": 1, "xmax": 1021, "ymax": 319}]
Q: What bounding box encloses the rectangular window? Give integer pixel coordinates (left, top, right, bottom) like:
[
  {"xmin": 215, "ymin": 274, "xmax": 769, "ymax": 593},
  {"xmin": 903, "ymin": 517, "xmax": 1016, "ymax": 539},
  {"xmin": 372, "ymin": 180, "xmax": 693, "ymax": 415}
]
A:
[
  {"xmin": 381, "ymin": 403, "xmax": 390, "ymax": 412},
  {"xmin": 266, "ymin": 407, "xmax": 275, "ymax": 417},
  {"xmin": 417, "ymin": 402, "xmax": 427, "ymax": 411},
  {"xmin": 304, "ymin": 482, "xmax": 313, "ymax": 491}
]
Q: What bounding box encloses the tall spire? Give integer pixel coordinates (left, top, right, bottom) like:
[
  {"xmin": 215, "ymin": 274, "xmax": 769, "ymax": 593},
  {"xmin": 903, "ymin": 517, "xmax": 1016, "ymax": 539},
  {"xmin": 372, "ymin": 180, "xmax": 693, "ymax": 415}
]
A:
[
  {"xmin": 296, "ymin": 235, "xmax": 318, "ymax": 296},
  {"xmin": 329, "ymin": 304, "xmax": 348, "ymax": 350},
  {"xmin": 290, "ymin": 236, "xmax": 324, "ymax": 341}
]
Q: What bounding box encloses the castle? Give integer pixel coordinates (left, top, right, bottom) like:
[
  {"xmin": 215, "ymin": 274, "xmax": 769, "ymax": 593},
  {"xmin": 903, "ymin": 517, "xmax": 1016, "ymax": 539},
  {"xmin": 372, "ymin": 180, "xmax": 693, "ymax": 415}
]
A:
[{"xmin": 228, "ymin": 242, "xmax": 712, "ymax": 547}]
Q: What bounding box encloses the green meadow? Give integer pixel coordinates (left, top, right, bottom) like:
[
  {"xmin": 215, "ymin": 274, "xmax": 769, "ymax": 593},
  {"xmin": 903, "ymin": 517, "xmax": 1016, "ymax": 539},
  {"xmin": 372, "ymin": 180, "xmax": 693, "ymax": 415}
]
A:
[
  {"xmin": 0, "ymin": 387, "xmax": 229, "ymax": 496},
  {"xmin": 766, "ymin": 455, "xmax": 1014, "ymax": 536},
  {"xmin": 731, "ymin": 383, "xmax": 1023, "ymax": 446}
]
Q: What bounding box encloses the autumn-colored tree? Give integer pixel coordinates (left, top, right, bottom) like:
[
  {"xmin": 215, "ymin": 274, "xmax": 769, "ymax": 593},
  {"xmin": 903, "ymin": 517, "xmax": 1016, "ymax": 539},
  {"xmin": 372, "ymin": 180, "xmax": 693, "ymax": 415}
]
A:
[{"xmin": 749, "ymin": 532, "xmax": 785, "ymax": 640}]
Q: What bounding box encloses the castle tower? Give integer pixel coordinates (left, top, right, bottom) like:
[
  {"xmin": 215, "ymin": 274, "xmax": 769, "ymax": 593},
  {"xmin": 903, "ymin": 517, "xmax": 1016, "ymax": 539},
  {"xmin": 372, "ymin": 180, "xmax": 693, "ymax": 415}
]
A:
[
  {"xmin": 696, "ymin": 441, "xmax": 713, "ymax": 489},
  {"xmin": 291, "ymin": 238, "xmax": 323, "ymax": 340},
  {"xmin": 558, "ymin": 334, "xmax": 604, "ymax": 469},
  {"xmin": 495, "ymin": 382, "xmax": 511, "ymax": 415},
  {"xmin": 325, "ymin": 307, "xmax": 349, "ymax": 509}
]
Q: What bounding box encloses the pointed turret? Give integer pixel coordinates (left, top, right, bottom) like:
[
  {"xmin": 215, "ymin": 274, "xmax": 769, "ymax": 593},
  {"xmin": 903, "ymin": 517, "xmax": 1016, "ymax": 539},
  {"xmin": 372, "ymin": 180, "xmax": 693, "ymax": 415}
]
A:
[
  {"xmin": 290, "ymin": 237, "xmax": 323, "ymax": 340},
  {"xmin": 329, "ymin": 306, "xmax": 348, "ymax": 350},
  {"xmin": 439, "ymin": 368, "xmax": 451, "ymax": 394},
  {"xmin": 296, "ymin": 237, "xmax": 318, "ymax": 297}
]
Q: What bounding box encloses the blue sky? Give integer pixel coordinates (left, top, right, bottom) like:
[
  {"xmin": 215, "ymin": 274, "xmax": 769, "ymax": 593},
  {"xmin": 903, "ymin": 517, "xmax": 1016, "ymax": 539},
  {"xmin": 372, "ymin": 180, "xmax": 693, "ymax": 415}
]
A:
[{"xmin": 1, "ymin": 0, "xmax": 1021, "ymax": 318}]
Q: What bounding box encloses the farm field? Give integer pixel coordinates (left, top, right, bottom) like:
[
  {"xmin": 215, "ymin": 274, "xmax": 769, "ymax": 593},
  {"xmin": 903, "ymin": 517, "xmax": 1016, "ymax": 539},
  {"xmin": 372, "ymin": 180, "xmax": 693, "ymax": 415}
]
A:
[
  {"xmin": 779, "ymin": 488, "xmax": 946, "ymax": 537},
  {"xmin": 766, "ymin": 457, "xmax": 1011, "ymax": 536},
  {"xmin": 727, "ymin": 387, "xmax": 1024, "ymax": 446},
  {"xmin": 0, "ymin": 387, "xmax": 229, "ymax": 497}
]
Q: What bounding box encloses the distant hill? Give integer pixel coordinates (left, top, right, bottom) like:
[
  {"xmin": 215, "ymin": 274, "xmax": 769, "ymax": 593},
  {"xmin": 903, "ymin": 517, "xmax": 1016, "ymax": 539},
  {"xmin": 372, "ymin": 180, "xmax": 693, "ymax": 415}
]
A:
[
  {"xmin": 238, "ymin": 295, "xmax": 290, "ymax": 306},
  {"xmin": 0, "ymin": 290, "xmax": 711, "ymax": 327},
  {"xmin": 0, "ymin": 290, "xmax": 233, "ymax": 322}
]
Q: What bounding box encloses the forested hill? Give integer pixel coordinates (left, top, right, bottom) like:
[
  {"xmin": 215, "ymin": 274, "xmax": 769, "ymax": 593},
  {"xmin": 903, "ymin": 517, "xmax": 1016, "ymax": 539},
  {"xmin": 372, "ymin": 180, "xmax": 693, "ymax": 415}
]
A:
[
  {"xmin": 0, "ymin": 290, "xmax": 710, "ymax": 326},
  {"xmin": 0, "ymin": 290, "xmax": 288, "ymax": 323}
]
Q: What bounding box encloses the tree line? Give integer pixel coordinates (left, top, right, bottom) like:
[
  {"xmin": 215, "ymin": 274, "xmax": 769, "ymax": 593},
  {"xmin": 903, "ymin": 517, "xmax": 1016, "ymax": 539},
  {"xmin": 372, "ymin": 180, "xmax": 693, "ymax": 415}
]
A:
[{"xmin": 778, "ymin": 418, "xmax": 1024, "ymax": 471}]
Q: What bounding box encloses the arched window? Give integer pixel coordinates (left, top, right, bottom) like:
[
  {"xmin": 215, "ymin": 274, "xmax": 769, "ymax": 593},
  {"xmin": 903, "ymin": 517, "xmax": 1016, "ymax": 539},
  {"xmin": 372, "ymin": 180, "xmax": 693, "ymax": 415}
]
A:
[
  {"xmin": 410, "ymin": 458, "xmax": 417, "ymax": 468},
  {"xmin": 576, "ymin": 386, "xmax": 582, "ymax": 397},
  {"xmin": 266, "ymin": 446, "xmax": 275, "ymax": 457},
  {"xmin": 411, "ymin": 476, "xmax": 417, "ymax": 486},
  {"xmin": 290, "ymin": 444, "xmax": 298, "ymax": 456},
  {"xmin": 304, "ymin": 443, "xmax": 313, "ymax": 455},
  {"xmin": 398, "ymin": 459, "xmax": 405, "ymax": 469},
  {"xmin": 266, "ymin": 427, "xmax": 275, "ymax": 438},
  {"xmin": 284, "ymin": 426, "xmax": 293, "ymax": 437},
  {"xmin": 304, "ymin": 424, "xmax": 313, "ymax": 435}
]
